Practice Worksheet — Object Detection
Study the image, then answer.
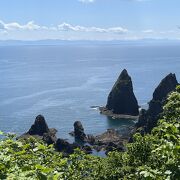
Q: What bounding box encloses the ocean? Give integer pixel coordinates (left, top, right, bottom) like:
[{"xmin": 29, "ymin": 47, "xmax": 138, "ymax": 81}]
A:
[{"xmin": 0, "ymin": 43, "xmax": 180, "ymax": 141}]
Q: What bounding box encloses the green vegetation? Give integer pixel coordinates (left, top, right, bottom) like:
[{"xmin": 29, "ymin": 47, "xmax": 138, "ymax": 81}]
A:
[{"xmin": 0, "ymin": 86, "xmax": 180, "ymax": 180}]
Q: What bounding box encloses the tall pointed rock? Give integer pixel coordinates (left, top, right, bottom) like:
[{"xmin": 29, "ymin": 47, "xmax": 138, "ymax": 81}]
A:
[
  {"xmin": 106, "ymin": 69, "xmax": 139, "ymax": 116},
  {"xmin": 136, "ymin": 73, "xmax": 178, "ymax": 132},
  {"xmin": 152, "ymin": 73, "xmax": 178, "ymax": 102}
]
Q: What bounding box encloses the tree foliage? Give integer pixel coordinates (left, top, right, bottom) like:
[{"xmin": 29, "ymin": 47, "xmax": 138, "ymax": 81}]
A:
[{"xmin": 0, "ymin": 86, "xmax": 180, "ymax": 179}]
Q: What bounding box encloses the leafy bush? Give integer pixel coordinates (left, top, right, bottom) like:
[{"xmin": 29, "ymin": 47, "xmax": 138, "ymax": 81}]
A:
[{"xmin": 0, "ymin": 86, "xmax": 180, "ymax": 179}]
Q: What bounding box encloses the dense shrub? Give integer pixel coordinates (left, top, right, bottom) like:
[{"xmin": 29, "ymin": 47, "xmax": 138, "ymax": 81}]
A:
[{"xmin": 0, "ymin": 86, "xmax": 180, "ymax": 179}]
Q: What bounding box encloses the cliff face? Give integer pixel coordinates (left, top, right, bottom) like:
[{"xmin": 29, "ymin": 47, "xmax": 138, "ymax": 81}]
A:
[
  {"xmin": 106, "ymin": 69, "xmax": 139, "ymax": 116},
  {"xmin": 152, "ymin": 73, "xmax": 178, "ymax": 102},
  {"xmin": 136, "ymin": 73, "xmax": 178, "ymax": 133}
]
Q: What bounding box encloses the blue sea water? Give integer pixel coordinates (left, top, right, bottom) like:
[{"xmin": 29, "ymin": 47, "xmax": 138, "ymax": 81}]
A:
[{"xmin": 0, "ymin": 43, "xmax": 179, "ymax": 140}]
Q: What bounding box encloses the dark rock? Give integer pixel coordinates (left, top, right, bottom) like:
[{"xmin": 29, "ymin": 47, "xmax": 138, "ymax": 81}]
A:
[
  {"xmin": 55, "ymin": 138, "xmax": 69, "ymax": 152},
  {"xmin": 153, "ymin": 73, "xmax": 178, "ymax": 101},
  {"xmin": 28, "ymin": 115, "xmax": 50, "ymax": 136},
  {"xmin": 42, "ymin": 131, "xmax": 57, "ymax": 145},
  {"xmin": 95, "ymin": 129, "xmax": 122, "ymax": 145},
  {"xmin": 105, "ymin": 142, "xmax": 125, "ymax": 155},
  {"xmin": 82, "ymin": 145, "xmax": 92, "ymax": 154},
  {"xmin": 82, "ymin": 128, "xmax": 127, "ymax": 154},
  {"xmin": 87, "ymin": 134, "xmax": 96, "ymax": 145},
  {"xmin": 69, "ymin": 131, "xmax": 75, "ymax": 136},
  {"xmin": 55, "ymin": 138, "xmax": 79, "ymax": 155},
  {"xmin": 136, "ymin": 73, "xmax": 178, "ymax": 133},
  {"xmin": 106, "ymin": 142, "xmax": 117, "ymax": 151},
  {"xmin": 135, "ymin": 109, "xmax": 148, "ymax": 128},
  {"xmin": 73, "ymin": 121, "xmax": 87, "ymax": 142},
  {"xmin": 19, "ymin": 115, "xmax": 57, "ymax": 145},
  {"xmin": 106, "ymin": 69, "xmax": 139, "ymax": 116}
]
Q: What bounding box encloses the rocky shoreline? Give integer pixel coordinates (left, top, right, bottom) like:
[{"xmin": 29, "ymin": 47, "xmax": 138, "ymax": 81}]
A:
[
  {"xmin": 17, "ymin": 69, "xmax": 179, "ymax": 156},
  {"xmin": 99, "ymin": 106, "xmax": 139, "ymax": 120},
  {"xmin": 19, "ymin": 115, "xmax": 127, "ymax": 156}
]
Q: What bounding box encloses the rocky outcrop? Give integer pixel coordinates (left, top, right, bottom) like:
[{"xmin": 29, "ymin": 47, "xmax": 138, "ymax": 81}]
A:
[
  {"xmin": 42, "ymin": 129, "xmax": 57, "ymax": 145},
  {"xmin": 153, "ymin": 73, "xmax": 178, "ymax": 102},
  {"xmin": 55, "ymin": 138, "xmax": 79, "ymax": 156},
  {"xmin": 69, "ymin": 121, "xmax": 127, "ymax": 154},
  {"xmin": 28, "ymin": 115, "xmax": 50, "ymax": 136},
  {"xmin": 69, "ymin": 121, "xmax": 87, "ymax": 142},
  {"xmin": 74, "ymin": 121, "xmax": 87, "ymax": 142},
  {"xmin": 19, "ymin": 115, "xmax": 57, "ymax": 145},
  {"xmin": 89, "ymin": 129, "xmax": 126, "ymax": 154},
  {"xmin": 95, "ymin": 129, "xmax": 123, "ymax": 145},
  {"xmin": 55, "ymin": 138, "xmax": 93, "ymax": 155},
  {"xmin": 20, "ymin": 117, "xmax": 94, "ymax": 155},
  {"xmin": 82, "ymin": 145, "xmax": 92, "ymax": 154},
  {"xmin": 105, "ymin": 69, "xmax": 139, "ymax": 116},
  {"xmin": 136, "ymin": 73, "xmax": 178, "ymax": 133}
]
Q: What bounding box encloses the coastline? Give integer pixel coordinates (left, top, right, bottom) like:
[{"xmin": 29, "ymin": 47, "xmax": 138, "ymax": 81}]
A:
[{"xmin": 99, "ymin": 106, "xmax": 139, "ymax": 120}]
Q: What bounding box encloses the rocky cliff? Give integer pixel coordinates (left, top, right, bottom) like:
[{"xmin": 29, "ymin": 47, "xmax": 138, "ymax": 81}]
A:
[
  {"xmin": 106, "ymin": 69, "xmax": 139, "ymax": 116},
  {"xmin": 136, "ymin": 73, "xmax": 178, "ymax": 133}
]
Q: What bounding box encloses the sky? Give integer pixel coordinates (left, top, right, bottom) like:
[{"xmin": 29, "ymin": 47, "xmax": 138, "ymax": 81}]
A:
[{"xmin": 0, "ymin": 0, "xmax": 180, "ymax": 41}]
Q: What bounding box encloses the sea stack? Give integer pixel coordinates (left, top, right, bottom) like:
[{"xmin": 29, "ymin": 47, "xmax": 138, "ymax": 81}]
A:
[
  {"xmin": 136, "ymin": 73, "xmax": 178, "ymax": 132},
  {"xmin": 19, "ymin": 115, "xmax": 57, "ymax": 145},
  {"xmin": 74, "ymin": 121, "xmax": 87, "ymax": 142},
  {"xmin": 106, "ymin": 69, "xmax": 139, "ymax": 116},
  {"xmin": 28, "ymin": 115, "xmax": 50, "ymax": 136}
]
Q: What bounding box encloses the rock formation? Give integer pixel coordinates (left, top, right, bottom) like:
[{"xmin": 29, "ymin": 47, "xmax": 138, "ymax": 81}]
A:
[
  {"xmin": 152, "ymin": 73, "xmax": 178, "ymax": 102},
  {"xmin": 74, "ymin": 121, "xmax": 87, "ymax": 141},
  {"xmin": 19, "ymin": 115, "xmax": 57, "ymax": 145},
  {"xmin": 136, "ymin": 73, "xmax": 178, "ymax": 133},
  {"xmin": 28, "ymin": 115, "xmax": 50, "ymax": 136},
  {"xmin": 55, "ymin": 138, "xmax": 79, "ymax": 155},
  {"xmin": 106, "ymin": 69, "xmax": 139, "ymax": 116},
  {"xmin": 18, "ymin": 113, "xmax": 130, "ymax": 156},
  {"xmin": 92, "ymin": 129, "xmax": 126, "ymax": 154},
  {"xmin": 69, "ymin": 121, "xmax": 87, "ymax": 142},
  {"xmin": 69, "ymin": 123, "xmax": 126, "ymax": 154}
]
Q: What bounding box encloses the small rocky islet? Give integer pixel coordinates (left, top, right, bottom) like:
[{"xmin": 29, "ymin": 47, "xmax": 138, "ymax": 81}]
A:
[
  {"xmin": 99, "ymin": 69, "xmax": 139, "ymax": 120},
  {"xmin": 19, "ymin": 69, "xmax": 179, "ymax": 156},
  {"xmin": 103, "ymin": 69, "xmax": 139, "ymax": 116}
]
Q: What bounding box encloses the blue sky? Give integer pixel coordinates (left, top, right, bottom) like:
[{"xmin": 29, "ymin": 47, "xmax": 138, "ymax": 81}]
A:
[{"xmin": 0, "ymin": 0, "xmax": 180, "ymax": 40}]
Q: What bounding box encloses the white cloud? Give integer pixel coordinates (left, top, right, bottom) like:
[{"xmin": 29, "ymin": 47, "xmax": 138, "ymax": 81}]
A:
[
  {"xmin": 58, "ymin": 22, "xmax": 128, "ymax": 34},
  {"xmin": 0, "ymin": 20, "xmax": 44, "ymax": 31},
  {"xmin": 7, "ymin": 21, "xmax": 41, "ymax": 30},
  {"xmin": 0, "ymin": 20, "xmax": 179, "ymax": 41},
  {"xmin": 0, "ymin": 20, "xmax": 128, "ymax": 34}
]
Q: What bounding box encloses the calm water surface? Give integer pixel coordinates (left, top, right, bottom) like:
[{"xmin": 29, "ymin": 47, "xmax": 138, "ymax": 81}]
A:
[{"xmin": 0, "ymin": 44, "xmax": 179, "ymax": 140}]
